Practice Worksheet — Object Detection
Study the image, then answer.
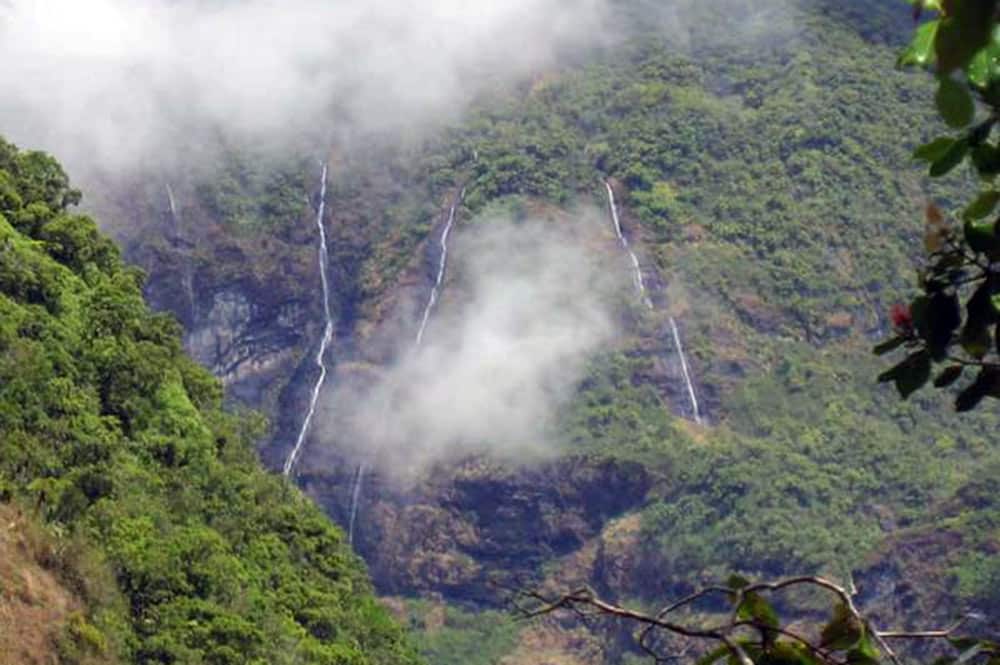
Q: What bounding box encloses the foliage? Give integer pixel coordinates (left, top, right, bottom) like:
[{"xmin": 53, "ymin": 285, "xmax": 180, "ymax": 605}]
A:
[
  {"xmin": 404, "ymin": 600, "xmax": 521, "ymax": 665},
  {"xmin": 0, "ymin": 136, "xmax": 420, "ymax": 664},
  {"xmin": 879, "ymin": 0, "xmax": 1000, "ymax": 411},
  {"xmin": 517, "ymin": 575, "xmax": 997, "ymax": 665}
]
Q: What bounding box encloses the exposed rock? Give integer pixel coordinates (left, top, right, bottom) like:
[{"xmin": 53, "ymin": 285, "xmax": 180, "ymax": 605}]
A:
[{"xmin": 303, "ymin": 456, "xmax": 652, "ymax": 605}]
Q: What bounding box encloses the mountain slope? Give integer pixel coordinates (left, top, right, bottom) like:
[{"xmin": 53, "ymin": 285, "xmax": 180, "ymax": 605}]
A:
[
  {"xmin": 66, "ymin": 2, "xmax": 1000, "ymax": 663},
  {"xmin": 0, "ymin": 138, "xmax": 419, "ymax": 664}
]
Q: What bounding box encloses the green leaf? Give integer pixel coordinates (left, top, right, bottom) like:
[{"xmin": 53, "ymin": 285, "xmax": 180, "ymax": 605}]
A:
[
  {"xmin": 961, "ymin": 322, "xmax": 992, "ymax": 359},
  {"xmin": 968, "ymin": 50, "xmax": 990, "ymax": 88},
  {"xmin": 874, "ymin": 336, "xmax": 906, "ymax": 356},
  {"xmin": 820, "ymin": 603, "xmax": 863, "ymax": 651},
  {"xmin": 964, "ymin": 190, "xmax": 1000, "ymax": 220},
  {"xmin": 846, "ymin": 635, "xmax": 881, "ymax": 665},
  {"xmin": 937, "ymin": 76, "xmax": 976, "ymax": 128},
  {"xmin": 928, "ymin": 292, "xmax": 962, "ymax": 359},
  {"xmin": 936, "ymin": 4, "xmax": 997, "ymax": 74},
  {"xmin": 760, "ymin": 642, "xmax": 812, "ymax": 665},
  {"xmin": 950, "ymin": 638, "xmax": 981, "ymax": 652},
  {"xmin": 915, "ymin": 136, "xmax": 958, "ymax": 163},
  {"xmin": 956, "ymin": 367, "xmax": 1000, "ymax": 411},
  {"xmin": 900, "ymin": 19, "xmax": 941, "ymax": 67},
  {"xmin": 971, "ymin": 143, "xmax": 1000, "ymax": 175},
  {"xmin": 963, "ymin": 218, "xmax": 999, "ymax": 254},
  {"xmin": 969, "ymin": 118, "xmax": 995, "ymax": 146},
  {"xmin": 697, "ymin": 646, "xmax": 731, "ymax": 665},
  {"xmin": 737, "ymin": 591, "xmax": 779, "ymax": 629},
  {"xmin": 960, "ymin": 283, "xmax": 994, "ymax": 357},
  {"xmin": 879, "ymin": 351, "xmax": 932, "ymax": 399},
  {"xmin": 934, "ymin": 365, "xmax": 965, "ymax": 387},
  {"xmin": 931, "ymin": 138, "xmax": 970, "ymax": 177},
  {"xmin": 911, "ymin": 295, "xmax": 932, "ymax": 340},
  {"xmin": 957, "ymin": 643, "xmax": 984, "ymax": 664},
  {"xmin": 728, "ymin": 574, "xmax": 751, "ymax": 590}
]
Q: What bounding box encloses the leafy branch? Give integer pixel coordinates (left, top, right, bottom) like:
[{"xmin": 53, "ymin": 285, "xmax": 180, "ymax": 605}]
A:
[
  {"xmin": 511, "ymin": 576, "xmax": 991, "ymax": 665},
  {"xmin": 878, "ymin": 0, "xmax": 1000, "ymax": 410}
]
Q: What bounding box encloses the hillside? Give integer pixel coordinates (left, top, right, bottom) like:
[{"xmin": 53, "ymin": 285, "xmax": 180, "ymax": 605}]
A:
[
  {"xmin": 3, "ymin": 1, "xmax": 1000, "ymax": 664},
  {"xmin": 0, "ymin": 139, "xmax": 419, "ymax": 663}
]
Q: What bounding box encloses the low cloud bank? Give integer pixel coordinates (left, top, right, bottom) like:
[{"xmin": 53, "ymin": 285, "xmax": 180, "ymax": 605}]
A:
[{"xmin": 319, "ymin": 214, "xmax": 622, "ymax": 477}]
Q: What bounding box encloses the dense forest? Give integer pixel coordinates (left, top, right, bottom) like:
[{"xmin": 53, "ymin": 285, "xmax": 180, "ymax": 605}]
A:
[{"xmin": 0, "ymin": 139, "xmax": 419, "ymax": 664}]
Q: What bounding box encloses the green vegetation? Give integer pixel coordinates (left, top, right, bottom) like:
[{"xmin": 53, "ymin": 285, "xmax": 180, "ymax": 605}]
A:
[
  {"xmin": 877, "ymin": 0, "xmax": 1000, "ymax": 411},
  {"xmin": 0, "ymin": 137, "xmax": 419, "ymax": 664},
  {"xmin": 72, "ymin": 2, "xmax": 1000, "ymax": 663},
  {"xmin": 404, "ymin": 600, "xmax": 521, "ymax": 665},
  {"xmin": 465, "ymin": 1, "xmax": 999, "ymax": 591}
]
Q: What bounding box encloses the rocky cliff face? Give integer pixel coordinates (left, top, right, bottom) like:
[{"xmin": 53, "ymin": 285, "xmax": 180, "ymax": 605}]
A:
[
  {"xmin": 300, "ymin": 456, "xmax": 653, "ymax": 603},
  {"xmin": 110, "ymin": 170, "xmax": 692, "ymax": 620}
]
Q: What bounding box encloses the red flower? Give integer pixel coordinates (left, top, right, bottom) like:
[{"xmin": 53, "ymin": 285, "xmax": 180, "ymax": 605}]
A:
[{"xmin": 890, "ymin": 303, "xmax": 913, "ymax": 332}]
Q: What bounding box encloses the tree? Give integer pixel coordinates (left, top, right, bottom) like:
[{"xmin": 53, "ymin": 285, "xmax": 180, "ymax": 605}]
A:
[{"xmin": 878, "ymin": 0, "xmax": 1000, "ymax": 411}]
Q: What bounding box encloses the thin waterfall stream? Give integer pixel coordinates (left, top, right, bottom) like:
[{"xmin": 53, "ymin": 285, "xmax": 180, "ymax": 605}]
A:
[
  {"xmin": 669, "ymin": 317, "xmax": 704, "ymax": 425},
  {"xmin": 415, "ymin": 187, "xmax": 465, "ymax": 345},
  {"xmin": 165, "ymin": 184, "xmax": 196, "ymax": 321},
  {"xmin": 165, "ymin": 183, "xmax": 178, "ymax": 222},
  {"xmin": 604, "ymin": 181, "xmax": 703, "ymax": 424},
  {"xmin": 605, "ymin": 181, "xmax": 653, "ymax": 311},
  {"xmin": 347, "ymin": 188, "xmax": 465, "ymax": 545},
  {"xmin": 283, "ymin": 164, "xmax": 333, "ymax": 476}
]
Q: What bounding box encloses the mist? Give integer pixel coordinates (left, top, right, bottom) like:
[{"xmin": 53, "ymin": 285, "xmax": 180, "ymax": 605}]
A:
[
  {"xmin": 0, "ymin": 0, "xmax": 612, "ymax": 174},
  {"xmin": 316, "ymin": 213, "xmax": 623, "ymax": 478}
]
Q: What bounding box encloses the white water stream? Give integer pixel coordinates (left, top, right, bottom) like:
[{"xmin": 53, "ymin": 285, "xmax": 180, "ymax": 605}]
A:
[
  {"xmin": 415, "ymin": 188, "xmax": 465, "ymax": 345},
  {"xmin": 669, "ymin": 317, "xmax": 703, "ymax": 425},
  {"xmin": 283, "ymin": 164, "xmax": 333, "ymax": 476},
  {"xmin": 604, "ymin": 181, "xmax": 703, "ymax": 425},
  {"xmin": 347, "ymin": 189, "xmax": 465, "ymax": 545},
  {"xmin": 166, "ymin": 183, "xmax": 178, "ymax": 222},
  {"xmin": 347, "ymin": 462, "xmax": 365, "ymax": 544},
  {"xmin": 165, "ymin": 184, "xmax": 196, "ymax": 322},
  {"xmin": 605, "ymin": 182, "xmax": 653, "ymax": 311}
]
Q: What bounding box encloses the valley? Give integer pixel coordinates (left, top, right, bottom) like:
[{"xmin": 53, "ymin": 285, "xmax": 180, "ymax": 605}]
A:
[{"xmin": 1, "ymin": 1, "xmax": 999, "ymax": 664}]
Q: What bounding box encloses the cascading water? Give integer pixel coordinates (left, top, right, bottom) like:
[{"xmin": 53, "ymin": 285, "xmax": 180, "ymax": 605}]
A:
[
  {"xmin": 165, "ymin": 183, "xmax": 178, "ymax": 223},
  {"xmin": 165, "ymin": 184, "xmax": 196, "ymax": 322},
  {"xmin": 669, "ymin": 317, "xmax": 704, "ymax": 425},
  {"xmin": 603, "ymin": 180, "xmax": 703, "ymax": 425},
  {"xmin": 415, "ymin": 187, "xmax": 465, "ymax": 345},
  {"xmin": 283, "ymin": 164, "xmax": 333, "ymax": 477},
  {"xmin": 347, "ymin": 463, "xmax": 365, "ymax": 545},
  {"xmin": 605, "ymin": 182, "xmax": 653, "ymax": 311},
  {"xmin": 347, "ymin": 188, "xmax": 466, "ymax": 546}
]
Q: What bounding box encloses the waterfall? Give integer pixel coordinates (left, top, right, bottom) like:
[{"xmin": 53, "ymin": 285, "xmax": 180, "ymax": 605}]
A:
[
  {"xmin": 605, "ymin": 182, "xmax": 653, "ymax": 310},
  {"xmin": 283, "ymin": 164, "xmax": 333, "ymax": 477},
  {"xmin": 415, "ymin": 188, "xmax": 465, "ymax": 345},
  {"xmin": 347, "ymin": 462, "xmax": 365, "ymax": 545},
  {"xmin": 165, "ymin": 183, "xmax": 178, "ymax": 223},
  {"xmin": 165, "ymin": 184, "xmax": 196, "ymax": 322},
  {"xmin": 603, "ymin": 180, "xmax": 703, "ymax": 425},
  {"xmin": 669, "ymin": 317, "xmax": 703, "ymax": 425},
  {"xmin": 346, "ymin": 188, "xmax": 465, "ymax": 545}
]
